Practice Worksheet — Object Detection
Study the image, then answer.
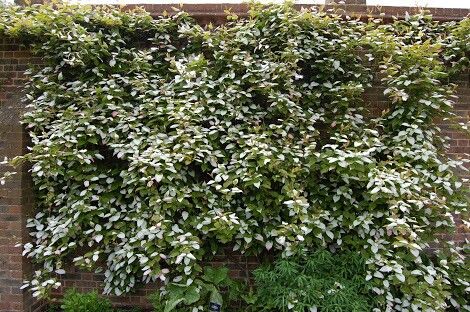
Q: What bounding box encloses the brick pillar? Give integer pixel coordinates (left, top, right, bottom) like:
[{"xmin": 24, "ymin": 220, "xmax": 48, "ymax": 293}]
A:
[{"xmin": 0, "ymin": 39, "xmax": 44, "ymax": 312}]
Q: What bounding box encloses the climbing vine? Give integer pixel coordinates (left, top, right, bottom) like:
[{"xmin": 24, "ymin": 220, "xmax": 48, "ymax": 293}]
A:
[{"xmin": 0, "ymin": 2, "xmax": 469, "ymax": 311}]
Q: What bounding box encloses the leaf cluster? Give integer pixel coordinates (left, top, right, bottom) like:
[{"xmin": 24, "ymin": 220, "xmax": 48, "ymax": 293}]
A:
[
  {"xmin": 249, "ymin": 250, "xmax": 376, "ymax": 311},
  {"xmin": 149, "ymin": 266, "xmax": 243, "ymax": 312},
  {"xmin": 61, "ymin": 289, "xmax": 113, "ymax": 312}
]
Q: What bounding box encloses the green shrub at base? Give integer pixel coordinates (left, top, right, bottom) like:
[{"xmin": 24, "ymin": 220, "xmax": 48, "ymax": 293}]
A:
[
  {"xmin": 149, "ymin": 266, "xmax": 244, "ymax": 312},
  {"xmin": 249, "ymin": 250, "xmax": 376, "ymax": 312},
  {"xmin": 61, "ymin": 289, "xmax": 113, "ymax": 312}
]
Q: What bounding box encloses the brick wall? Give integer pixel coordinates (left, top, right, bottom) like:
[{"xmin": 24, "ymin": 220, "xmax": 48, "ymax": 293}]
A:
[
  {"xmin": 0, "ymin": 39, "xmax": 46, "ymax": 312},
  {"xmin": 0, "ymin": 5, "xmax": 469, "ymax": 312},
  {"xmin": 441, "ymin": 73, "xmax": 470, "ymax": 246}
]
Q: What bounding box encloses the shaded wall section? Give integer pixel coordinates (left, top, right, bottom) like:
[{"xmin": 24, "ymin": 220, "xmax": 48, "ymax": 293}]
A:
[{"xmin": 0, "ymin": 39, "xmax": 45, "ymax": 312}]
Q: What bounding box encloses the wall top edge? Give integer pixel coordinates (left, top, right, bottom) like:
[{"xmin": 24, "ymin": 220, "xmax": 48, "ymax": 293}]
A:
[{"xmin": 112, "ymin": 3, "xmax": 470, "ymax": 21}]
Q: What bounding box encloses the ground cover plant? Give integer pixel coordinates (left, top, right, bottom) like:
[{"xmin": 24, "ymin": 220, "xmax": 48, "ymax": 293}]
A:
[
  {"xmin": 250, "ymin": 250, "xmax": 376, "ymax": 311},
  {"xmin": 47, "ymin": 289, "xmax": 144, "ymax": 312},
  {"xmin": 0, "ymin": 1, "xmax": 469, "ymax": 311},
  {"xmin": 60, "ymin": 289, "xmax": 113, "ymax": 312},
  {"xmin": 149, "ymin": 266, "xmax": 243, "ymax": 312}
]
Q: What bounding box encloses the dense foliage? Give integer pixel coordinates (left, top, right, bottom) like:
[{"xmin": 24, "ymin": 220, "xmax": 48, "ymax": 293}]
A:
[
  {"xmin": 250, "ymin": 250, "xmax": 375, "ymax": 311},
  {"xmin": 0, "ymin": 2, "xmax": 469, "ymax": 311},
  {"xmin": 61, "ymin": 289, "xmax": 113, "ymax": 312},
  {"xmin": 149, "ymin": 266, "xmax": 243, "ymax": 312},
  {"xmin": 48, "ymin": 289, "xmax": 142, "ymax": 312}
]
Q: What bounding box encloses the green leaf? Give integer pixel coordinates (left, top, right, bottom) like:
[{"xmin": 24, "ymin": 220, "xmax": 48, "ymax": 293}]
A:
[
  {"xmin": 203, "ymin": 267, "xmax": 229, "ymax": 285},
  {"xmin": 183, "ymin": 286, "xmax": 200, "ymax": 305},
  {"xmin": 164, "ymin": 298, "xmax": 184, "ymax": 312}
]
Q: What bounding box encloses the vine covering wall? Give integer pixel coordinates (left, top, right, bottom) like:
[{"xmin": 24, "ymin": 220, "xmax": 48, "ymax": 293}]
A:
[{"xmin": 0, "ymin": 2, "xmax": 469, "ymax": 311}]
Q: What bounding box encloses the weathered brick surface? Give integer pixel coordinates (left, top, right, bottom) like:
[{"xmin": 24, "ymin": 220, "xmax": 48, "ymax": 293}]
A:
[
  {"xmin": 0, "ymin": 40, "xmax": 46, "ymax": 312},
  {"xmin": 0, "ymin": 6, "xmax": 469, "ymax": 312}
]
